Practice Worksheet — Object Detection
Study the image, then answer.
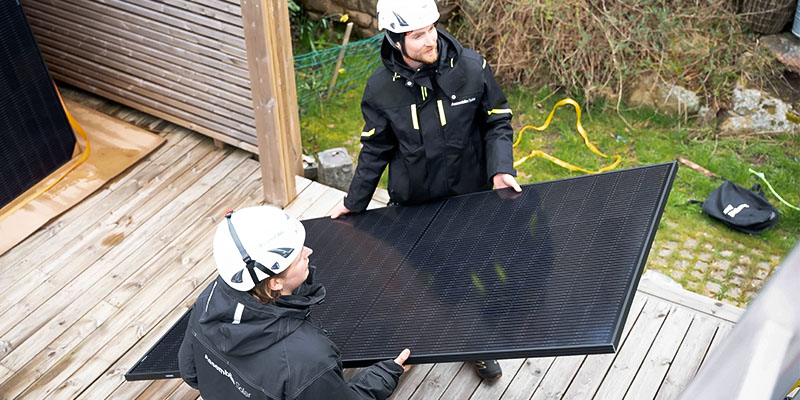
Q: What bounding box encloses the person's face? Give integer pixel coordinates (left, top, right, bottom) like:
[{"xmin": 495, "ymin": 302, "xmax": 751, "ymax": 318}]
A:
[
  {"xmin": 275, "ymin": 246, "xmax": 313, "ymax": 295},
  {"xmin": 399, "ymin": 24, "xmax": 438, "ymax": 65}
]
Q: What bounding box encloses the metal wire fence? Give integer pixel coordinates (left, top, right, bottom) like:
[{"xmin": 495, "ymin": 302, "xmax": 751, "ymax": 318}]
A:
[
  {"xmin": 736, "ymin": 0, "xmax": 797, "ymax": 33},
  {"xmin": 294, "ymin": 34, "xmax": 383, "ymax": 113}
]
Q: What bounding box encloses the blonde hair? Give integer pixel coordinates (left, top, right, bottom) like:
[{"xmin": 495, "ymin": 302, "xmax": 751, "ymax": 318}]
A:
[{"xmin": 249, "ymin": 269, "xmax": 289, "ymax": 304}]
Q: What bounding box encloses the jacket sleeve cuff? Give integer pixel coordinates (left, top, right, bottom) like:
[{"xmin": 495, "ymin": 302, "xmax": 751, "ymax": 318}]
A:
[{"xmin": 343, "ymin": 195, "xmax": 368, "ymax": 213}]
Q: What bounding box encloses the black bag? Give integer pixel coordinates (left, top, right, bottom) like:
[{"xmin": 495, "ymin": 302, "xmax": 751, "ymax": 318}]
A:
[{"xmin": 695, "ymin": 181, "xmax": 779, "ymax": 234}]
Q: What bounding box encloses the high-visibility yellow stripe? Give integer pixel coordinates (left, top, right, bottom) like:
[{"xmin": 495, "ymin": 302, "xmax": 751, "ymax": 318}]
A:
[
  {"xmin": 421, "ymin": 86, "xmax": 427, "ymax": 101},
  {"xmin": 411, "ymin": 105, "xmax": 419, "ymax": 130},
  {"xmin": 482, "ymin": 59, "xmax": 487, "ymax": 69},
  {"xmin": 450, "ymin": 58, "xmax": 454, "ymax": 68},
  {"xmin": 487, "ymin": 108, "xmax": 512, "ymax": 115},
  {"xmin": 437, "ymin": 100, "xmax": 447, "ymax": 126},
  {"xmin": 361, "ymin": 128, "xmax": 376, "ymax": 137}
]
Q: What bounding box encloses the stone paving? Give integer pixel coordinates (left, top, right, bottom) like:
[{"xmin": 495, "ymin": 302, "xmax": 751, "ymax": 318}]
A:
[{"xmin": 645, "ymin": 221, "xmax": 782, "ymax": 308}]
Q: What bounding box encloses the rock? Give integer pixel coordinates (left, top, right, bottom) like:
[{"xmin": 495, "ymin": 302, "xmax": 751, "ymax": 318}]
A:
[
  {"xmin": 317, "ymin": 147, "xmax": 354, "ymax": 192},
  {"xmin": 628, "ymin": 75, "xmax": 701, "ymax": 116},
  {"xmin": 761, "ymin": 33, "xmax": 800, "ymax": 74},
  {"xmin": 718, "ymin": 85, "xmax": 800, "ymax": 136},
  {"xmin": 302, "ymin": 154, "xmax": 318, "ymax": 181}
]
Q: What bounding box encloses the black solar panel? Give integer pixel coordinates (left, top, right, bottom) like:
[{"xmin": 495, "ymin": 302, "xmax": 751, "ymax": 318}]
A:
[
  {"xmin": 125, "ymin": 162, "xmax": 676, "ymax": 379},
  {"xmin": 308, "ymin": 162, "xmax": 676, "ymax": 366},
  {"xmin": 0, "ymin": 1, "xmax": 76, "ymax": 208},
  {"xmin": 125, "ymin": 309, "xmax": 192, "ymax": 381}
]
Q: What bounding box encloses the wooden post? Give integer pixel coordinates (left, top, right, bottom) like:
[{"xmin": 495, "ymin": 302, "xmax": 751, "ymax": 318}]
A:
[
  {"xmin": 240, "ymin": 0, "xmax": 303, "ymax": 207},
  {"xmin": 326, "ymin": 22, "xmax": 354, "ymax": 99}
]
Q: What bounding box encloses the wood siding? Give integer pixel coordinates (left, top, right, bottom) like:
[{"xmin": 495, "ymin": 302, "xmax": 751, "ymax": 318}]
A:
[{"xmin": 22, "ymin": 0, "xmax": 262, "ymax": 153}]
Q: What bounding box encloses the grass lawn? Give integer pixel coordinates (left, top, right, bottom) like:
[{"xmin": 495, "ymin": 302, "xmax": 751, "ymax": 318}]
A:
[{"xmin": 300, "ymin": 79, "xmax": 800, "ymax": 306}]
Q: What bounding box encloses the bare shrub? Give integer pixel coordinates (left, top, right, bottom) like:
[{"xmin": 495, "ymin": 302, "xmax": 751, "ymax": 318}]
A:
[{"xmin": 448, "ymin": 0, "xmax": 782, "ymax": 107}]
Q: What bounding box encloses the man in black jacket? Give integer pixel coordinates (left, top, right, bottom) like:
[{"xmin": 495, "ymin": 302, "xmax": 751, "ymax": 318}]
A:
[
  {"xmin": 330, "ymin": 0, "xmax": 519, "ymax": 380},
  {"xmin": 179, "ymin": 206, "xmax": 410, "ymax": 399}
]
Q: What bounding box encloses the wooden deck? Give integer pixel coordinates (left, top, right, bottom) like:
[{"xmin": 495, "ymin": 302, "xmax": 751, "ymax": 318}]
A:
[{"xmin": 0, "ymin": 95, "xmax": 746, "ymax": 399}]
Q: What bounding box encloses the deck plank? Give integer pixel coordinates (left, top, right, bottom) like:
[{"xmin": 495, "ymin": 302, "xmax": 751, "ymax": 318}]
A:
[
  {"xmin": 408, "ymin": 362, "xmax": 463, "ymax": 400},
  {"xmin": 0, "ymin": 140, "xmax": 222, "ymax": 334},
  {"xmin": 624, "ymin": 306, "xmax": 695, "ymax": 399},
  {"xmin": 469, "ymin": 358, "xmax": 525, "ymax": 400},
  {"xmin": 439, "ymin": 363, "xmax": 481, "ymax": 400},
  {"xmin": 0, "ymin": 130, "xmax": 203, "ymax": 297},
  {"xmin": 561, "ymin": 294, "xmax": 647, "ymax": 399},
  {"xmin": 654, "ymin": 314, "xmax": 719, "ymax": 400},
  {"xmin": 592, "ymin": 299, "xmax": 671, "ymax": 399},
  {"xmin": 2, "ymin": 163, "xmax": 259, "ymax": 376},
  {"xmin": 390, "ymin": 363, "xmax": 435, "ymax": 400},
  {"xmin": 530, "ymin": 355, "xmax": 586, "ymax": 400},
  {"xmin": 26, "ymin": 257, "xmax": 217, "ymax": 399},
  {"xmin": 133, "ymin": 379, "xmax": 185, "ymax": 400},
  {"xmin": 637, "ymin": 273, "xmax": 743, "ymax": 323},
  {"xmin": 0, "ymin": 301, "xmax": 119, "ymax": 396},
  {"xmin": 85, "ymin": 273, "xmax": 218, "ymax": 399},
  {"xmin": 297, "ymin": 185, "xmax": 346, "ymax": 220},
  {"xmin": 498, "ymin": 357, "xmax": 554, "ymax": 400},
  {"xmin": 0, "ymin": 150, "xmax": 247, "ymax": 369},
  {"xmin": 165, "ymin": 383, "xmax": 201, "ymax": 400},
  {"xmin": 284, "ymin": 180, "xmax": 330, "ymax": 218},
  {"xmin": 0, "ymin": 125, "xmax": 188, "ymax": 270}
]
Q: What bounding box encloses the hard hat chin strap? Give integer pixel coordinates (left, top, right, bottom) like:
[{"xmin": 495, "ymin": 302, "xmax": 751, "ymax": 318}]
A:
[
  {"xmin": 385, "ymin": 30, "xmax": 409, "ymax": 58},
  {"xmin": 225, "ymin": 211, "xmax": 276, "ymax": 287}
]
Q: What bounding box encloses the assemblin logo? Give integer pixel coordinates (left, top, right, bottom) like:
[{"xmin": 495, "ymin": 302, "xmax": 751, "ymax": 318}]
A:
[
  {"xmin": 205, "ymin": 354, "xmax": 252, "ymax": 398},
  {"xmin": 723, "ymin": 203, "xmax": 749, "ymax": 217},
  {"xmin": 451, "ymin": 97, "xmax": 476, "ymax": 107}
]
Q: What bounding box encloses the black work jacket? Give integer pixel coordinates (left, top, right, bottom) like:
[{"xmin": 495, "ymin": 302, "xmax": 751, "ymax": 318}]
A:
[
  {"xmin": 344, "ymin": 29, "xmax": 515, "ymax": 212},
  {"xmin": 178, "ymin": 269, "xmax": 403, "ymax": 400}
]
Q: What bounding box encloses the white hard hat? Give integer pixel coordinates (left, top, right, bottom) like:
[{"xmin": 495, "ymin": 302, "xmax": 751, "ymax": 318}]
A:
[
  {"xmin": 377, "ymin": 0, "xmax": 440, "ymax": 33},
  {"xmin": 213, "ymin": 206, "xmax": 305, "ymax": 291}
]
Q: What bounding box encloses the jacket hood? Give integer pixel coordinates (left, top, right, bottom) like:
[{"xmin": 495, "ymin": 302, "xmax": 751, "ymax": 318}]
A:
[
  {"xmin": 380, "ymin": 28, "xmax": 463, "ymax": 83},
  {"xmin": 197, "ymin": 266, "xmax": 326, "ymax": 357}
]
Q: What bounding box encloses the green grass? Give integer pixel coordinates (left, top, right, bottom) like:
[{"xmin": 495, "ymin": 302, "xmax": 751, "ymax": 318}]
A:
[{"xmin": 300, "ymin": 78, "xmax": 800, "ymax": 305}]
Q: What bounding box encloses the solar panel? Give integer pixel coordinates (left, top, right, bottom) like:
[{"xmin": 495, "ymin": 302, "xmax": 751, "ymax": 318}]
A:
[
  {"xmin": 125, "ymin": 309, "xmax": 191, "ymax": 381},
  {"xmin": 125, "ymin": 162, "xmax": 676, "ymax": 379},
  {"xmin": 307, "ymin": 162, "xmax": 676, "ymax": 366},
  {"xmin": 0, "ymin": 2, "xmax": 76, "ymax": 208}
]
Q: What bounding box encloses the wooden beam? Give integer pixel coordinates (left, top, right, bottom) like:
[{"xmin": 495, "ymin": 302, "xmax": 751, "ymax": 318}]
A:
[
  {"xmin": 271, "ymin": 0, "xmax": 303, "ymax": 177},
  {"xmin": 240, "ymin": 0, "xmax": 300, "ymax": 206}
]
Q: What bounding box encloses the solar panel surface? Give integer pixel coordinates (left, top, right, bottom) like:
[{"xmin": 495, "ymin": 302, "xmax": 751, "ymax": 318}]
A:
[
  {"xmin": 125, "ymin": 162, "xmax": 676, "ymax": 378},
  {"xmin": 306, "ymin": 162, "xmax": 676, "ymax": 366},
  {"xmin": 0, "ymin": 2, "xmax": 76, "ymax": 208}
]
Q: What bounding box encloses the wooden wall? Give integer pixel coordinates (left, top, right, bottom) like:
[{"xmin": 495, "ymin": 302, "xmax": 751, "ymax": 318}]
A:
[
  {"xmin": 22, "ymin": 0, "xmax": 260, "ymax": 152},
  {"xmin": 21, "ymin": 0, "xmax": 302, "ymax": 205}
]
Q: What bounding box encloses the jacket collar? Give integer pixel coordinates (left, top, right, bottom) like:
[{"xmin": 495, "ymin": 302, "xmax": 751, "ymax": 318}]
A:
[
  {"xmin": 381, "ymin": 28, "xmax": 466, "ymax": 93},
  {"xmin": 199, "ymin": 266, "xmax": 326, "ymax": 356}
]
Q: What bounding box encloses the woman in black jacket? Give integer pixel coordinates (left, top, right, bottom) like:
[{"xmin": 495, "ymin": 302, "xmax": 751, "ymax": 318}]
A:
[{"xmin": 178, "ymin": 206, "xmax": 410, "ymax": 400}]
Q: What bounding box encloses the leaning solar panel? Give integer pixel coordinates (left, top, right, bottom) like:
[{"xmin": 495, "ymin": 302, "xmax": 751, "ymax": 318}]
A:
[
  {"xmin": 0, "ymin": 2, "xmax": 76, "ymax": 208},
  {"xmin": 306, "ymin": 162, "xmax": 676, "ymax": 367}
]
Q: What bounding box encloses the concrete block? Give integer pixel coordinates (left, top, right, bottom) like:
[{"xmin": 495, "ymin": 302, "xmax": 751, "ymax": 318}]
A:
[{"xmin": 317, "ymin": 147, "xmax": 354, "ymax": 192}]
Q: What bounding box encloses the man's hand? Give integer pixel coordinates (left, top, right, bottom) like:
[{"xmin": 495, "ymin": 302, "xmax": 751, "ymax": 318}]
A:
[
  {"xmin": 330, "ymin": 202, "xmax": 352, "ymax": 219},
  {"xmin": 493, "ymin": 173, "xmax": 522, "ymax": 192},
  {"xmin": 394, "ymin": 348, "xmax": 412, "ymax": 372}
]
